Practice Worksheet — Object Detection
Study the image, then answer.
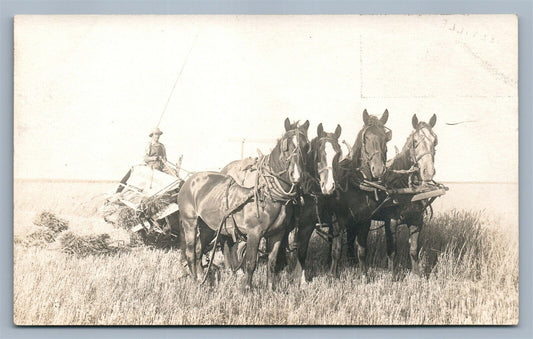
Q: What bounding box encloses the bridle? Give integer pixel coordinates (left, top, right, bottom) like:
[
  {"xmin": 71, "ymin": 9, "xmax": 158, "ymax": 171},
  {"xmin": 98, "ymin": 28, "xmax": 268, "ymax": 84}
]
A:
[
  {"xmin": 409, "ymin": 126, "xmax": 437, "ymax": 165},
  {"xmin": 280, "ymin": 128, "xmax": 309, "ymax": 170},
  {"xmin": 315, "ymin": 136, "xmax": 341, "ymax": 179},
  {"xmin": 359, "ymin": 124, "xmax": 391, "ymax": 177}
]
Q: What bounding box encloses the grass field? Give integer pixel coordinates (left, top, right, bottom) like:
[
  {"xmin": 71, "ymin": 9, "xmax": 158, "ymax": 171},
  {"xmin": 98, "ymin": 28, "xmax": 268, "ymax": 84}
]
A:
[{"xmin": 13, "ymin": 180, "xmax": 519, "ymax": 325}]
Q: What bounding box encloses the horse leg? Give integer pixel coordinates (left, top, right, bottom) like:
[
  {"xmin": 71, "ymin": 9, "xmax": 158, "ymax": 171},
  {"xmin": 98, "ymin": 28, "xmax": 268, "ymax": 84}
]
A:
[
  {"xmin": 294, "ymin": 220, "xmax": 314, "ymax": 285},
  {"xmin": 326, "ymin": 226, "xmax": 333, "ymax": 266},
  {"xmin": 182, "ymin": 216, "xmax": 200, "ymax": 281},
  {"xmin": 222, "ymin": 238, "xmax": 239, "ymax": 272},
  {"xmin": 346, "ymin": 224, "xmax": 357, "ymax": 262},
  {"xmin": 283, "ymin": 207, "xmax": 300, "ymax": 272},
  {"xmin": 408, "ymin": 224, "xmax": 421, "ymax": 275},
  {"xmin": 275, "ymin": 236, "xmax": 289, "ymax": 273},
  {"xmin": 385, "ymin": 218, "xmax": 399, "ymax": 275},
  {"xmin": 328, "ymin": 214, "xmax": 343, "ymax": 278},
  {"xmin": 355, "ymin": 221, "xmax": 370, "ymax": 278},
  {"xmin": 243, "ymin": 232, "xmax": 261, "ymax": 289},
  {"xmin": 175, "ymin": 214, "xmax": 188, "ymax": 269},
  {"xmin": 267, "ymin": 232, "xmax": 284, "ymax": 291}
]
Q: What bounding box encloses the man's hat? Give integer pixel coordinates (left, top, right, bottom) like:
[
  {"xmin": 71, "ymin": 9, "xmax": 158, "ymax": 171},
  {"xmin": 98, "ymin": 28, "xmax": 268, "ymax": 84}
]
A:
[{"xmin": 149, "ymin": 127, "xmax": 163, "ymax": 137}]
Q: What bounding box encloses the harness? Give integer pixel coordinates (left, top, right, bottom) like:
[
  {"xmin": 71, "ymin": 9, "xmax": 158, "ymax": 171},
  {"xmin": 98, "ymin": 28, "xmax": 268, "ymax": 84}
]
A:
[{"xmin": 252, "ymin": 128, "xmax": 308, "ymax": 216}]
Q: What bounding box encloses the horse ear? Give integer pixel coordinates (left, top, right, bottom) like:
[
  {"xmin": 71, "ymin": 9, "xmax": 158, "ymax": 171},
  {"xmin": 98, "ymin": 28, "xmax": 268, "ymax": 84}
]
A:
[
  {"xmin": 301, "ymin": 120, "xmax": 310, "ymax": 131},
  {"xmin": 412, "ymin": 114, "xmax": 419, "ymax": 129},
  {"xmin": 429, "ymin": 114, "xmax": 437, "ymax": 128},
  {"xmin": 362, "ymin": 109, "xmax": 370, "ymax": 125},
  {"xmin": 380, "ymin": 109, "xmax": 389, "ymax": 125},
  {"xmin": 317, "ymin": 123, "xmax": 324, "ymax": 137},
  {"xmin": 284, "ymin": 117, "xmax": 291, "ymax": 131},
  {"xmin": 334, "ymin": 124, "xmax": 342, "ymax": 139}
]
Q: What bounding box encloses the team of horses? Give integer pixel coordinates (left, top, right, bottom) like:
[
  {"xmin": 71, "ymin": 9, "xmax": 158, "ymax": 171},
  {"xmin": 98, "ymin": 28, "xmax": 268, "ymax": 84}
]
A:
[{"xmin": 176, "ymin": 110, "xmax": 439, "ymax": 289}]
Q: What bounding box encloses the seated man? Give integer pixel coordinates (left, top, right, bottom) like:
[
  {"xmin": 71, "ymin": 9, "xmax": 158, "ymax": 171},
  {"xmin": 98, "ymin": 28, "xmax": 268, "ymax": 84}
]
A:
[{"xmin": 144, "ymin": 127, "xmax": 177, "ymax": 177}]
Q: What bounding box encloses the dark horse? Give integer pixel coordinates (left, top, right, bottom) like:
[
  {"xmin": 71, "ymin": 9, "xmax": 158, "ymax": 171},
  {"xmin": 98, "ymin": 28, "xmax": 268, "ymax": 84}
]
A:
[
  {"xmin": 332, "ymin": 109, "xmax": 392, "ymax": 277},
  {"xmin": 177, "ymin": 118, "xmax": 309, "ymax": 289},
  {"xmin": 376, "ymin": 114, "xmax": 439, "ymax": 275},
  {"xmin": 290, "ymin": 123, "xmax": 343, "ymax": 284}
]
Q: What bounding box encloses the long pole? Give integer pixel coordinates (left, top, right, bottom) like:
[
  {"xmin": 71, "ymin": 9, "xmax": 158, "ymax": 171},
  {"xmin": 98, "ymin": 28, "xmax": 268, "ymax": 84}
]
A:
[
  {"xmin": 156, "ymin": 31, "xmax": 199, "ymax": 128},
  {"xmin": 228, "ymin": 137, "xmax": 276, "ymax": 160}
]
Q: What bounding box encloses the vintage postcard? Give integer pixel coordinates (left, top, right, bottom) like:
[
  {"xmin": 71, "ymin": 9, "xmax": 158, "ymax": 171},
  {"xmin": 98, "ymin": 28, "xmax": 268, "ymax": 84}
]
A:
[{"xmin": 14, "ymin": 15, "xmax": 518, "ymax": 325}]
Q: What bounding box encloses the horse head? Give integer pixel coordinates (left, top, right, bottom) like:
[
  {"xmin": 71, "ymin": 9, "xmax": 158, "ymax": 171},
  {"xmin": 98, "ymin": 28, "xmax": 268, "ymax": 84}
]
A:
[
  {"xmin": 279, "ymin": 117, "xmax": 310, "ymax": 184},
  {"xmin": 355, "ymin": 109, "xmax": 391, "ymax": 181},
  {"xmin": 312, "ymin": 123, "xmax": 342, "ymax": 195},
  {"xmin": 410, "ymin": 114, "xmax": 438, "ymax": 182}
]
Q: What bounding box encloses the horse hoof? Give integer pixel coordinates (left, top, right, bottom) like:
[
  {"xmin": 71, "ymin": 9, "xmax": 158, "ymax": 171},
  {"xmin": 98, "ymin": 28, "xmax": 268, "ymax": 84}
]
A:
[
  {"xmin": 300, "ymin": 274, "xmax": 310, "ymax": 286},
  {"xmin": 241, "ymin": 281, "xmax": 253, "ymax": 292}
]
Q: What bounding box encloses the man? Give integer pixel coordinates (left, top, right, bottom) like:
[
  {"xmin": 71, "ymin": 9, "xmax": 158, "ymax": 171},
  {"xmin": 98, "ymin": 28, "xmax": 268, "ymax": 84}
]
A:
[{"xmin": 144, "ymin": 127, "xmax": 177, "ymax": 176}]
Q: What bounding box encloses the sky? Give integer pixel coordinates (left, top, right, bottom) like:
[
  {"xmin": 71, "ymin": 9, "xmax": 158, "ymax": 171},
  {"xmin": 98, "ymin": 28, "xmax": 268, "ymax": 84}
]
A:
[{"xmin": 14, "ymin": 15, "xmax": 518, "ymax": 182}]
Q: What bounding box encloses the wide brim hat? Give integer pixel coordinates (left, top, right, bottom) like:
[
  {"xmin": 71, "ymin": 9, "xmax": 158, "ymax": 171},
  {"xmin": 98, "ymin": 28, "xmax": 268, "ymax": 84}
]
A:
[{"xmin": 149, "ymin": 127, "xmax": 163, "ymax": 137}]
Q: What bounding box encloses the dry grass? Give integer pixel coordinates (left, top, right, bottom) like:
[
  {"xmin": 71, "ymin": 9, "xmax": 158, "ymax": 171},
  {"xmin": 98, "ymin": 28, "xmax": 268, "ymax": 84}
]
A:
[
  {"xmin": 12, "ymin": 180, "xmax": 519, "ymax": 325},
  {"xmin": 13, "ymin": 211, "xmax": 518, "ymax": 325}
]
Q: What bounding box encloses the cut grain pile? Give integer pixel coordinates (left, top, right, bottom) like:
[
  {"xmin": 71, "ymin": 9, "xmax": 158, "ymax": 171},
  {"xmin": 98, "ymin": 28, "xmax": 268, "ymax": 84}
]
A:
[
  {"xmin": 33, "ymin": 211, "xmax": 69, "ymax": 232},
  {"xmin": 24, "ymin": 211, "xmax": 70, "ymax": 247},
  {"xmin": 59, "ymin": 231, "xmax": 129, "ymax": 257},
  {"xmin": 27, "ymin": 228, "xmax": 57, "ymax": 244}
]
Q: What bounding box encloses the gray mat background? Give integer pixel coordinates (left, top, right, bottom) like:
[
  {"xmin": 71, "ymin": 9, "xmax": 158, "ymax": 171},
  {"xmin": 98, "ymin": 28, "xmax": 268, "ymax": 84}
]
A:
[{"xmin": 2, "ymin": 0, "xmax": 531, "ymax": 338}]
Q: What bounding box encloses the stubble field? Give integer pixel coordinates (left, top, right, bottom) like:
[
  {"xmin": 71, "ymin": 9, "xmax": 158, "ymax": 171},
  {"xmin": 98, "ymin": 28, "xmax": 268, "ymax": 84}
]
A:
[{"xmin": 13, "ymin": 180, "xmax": 519, "ymax": 325}]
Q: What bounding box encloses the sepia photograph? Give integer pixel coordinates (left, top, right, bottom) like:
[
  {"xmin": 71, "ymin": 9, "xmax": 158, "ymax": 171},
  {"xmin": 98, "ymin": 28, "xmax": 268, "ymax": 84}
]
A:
[{"xmin": 13, "ymin": 14, "xmax": 518, "ymax": 325}]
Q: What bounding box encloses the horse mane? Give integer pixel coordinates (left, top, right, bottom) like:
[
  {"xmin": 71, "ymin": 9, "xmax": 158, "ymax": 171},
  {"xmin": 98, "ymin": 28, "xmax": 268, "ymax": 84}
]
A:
[
  {"xmin": 388, "ymin": 132, "xmax": 414, "ymax": 171},
  {"xmin": 306, "ymin": 136, "xmax": 319, "ymax": 173}
]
